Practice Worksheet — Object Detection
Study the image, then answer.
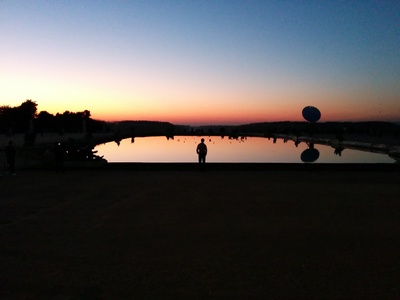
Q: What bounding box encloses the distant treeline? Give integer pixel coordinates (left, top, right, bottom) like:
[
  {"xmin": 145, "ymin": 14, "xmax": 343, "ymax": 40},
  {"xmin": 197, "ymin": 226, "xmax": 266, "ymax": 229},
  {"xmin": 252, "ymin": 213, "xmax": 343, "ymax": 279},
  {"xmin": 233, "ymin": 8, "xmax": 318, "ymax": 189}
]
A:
[
  {"xmin": 236, "ymin": 121, "xmax": 400, "ymax": 138},
  {"xmin": 2, "ymin": 100, "xmax": 399, "ymax": 141},
  {"xmin": 0, "ymin": 100, "xmax": 106, "ymax": 135},
  {"xmin": 186, "ymin": 122, "xmax": 400, "ymax": 142}
]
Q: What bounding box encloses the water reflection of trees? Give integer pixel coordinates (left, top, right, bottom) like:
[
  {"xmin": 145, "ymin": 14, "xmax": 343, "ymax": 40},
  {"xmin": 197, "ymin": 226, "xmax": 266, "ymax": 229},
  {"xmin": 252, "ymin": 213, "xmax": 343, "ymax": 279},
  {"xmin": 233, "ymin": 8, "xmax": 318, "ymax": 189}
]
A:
[
  {"xmin": 116, "ymin": 124, "xmax": 398, "ymax": 163},
  {"xmin": 271, "ymin": 135, "xmax": 398, "ymax": 163},
  {"xmin": 205, "ymin": 133, "xmax": 398, "ymax": 163}
]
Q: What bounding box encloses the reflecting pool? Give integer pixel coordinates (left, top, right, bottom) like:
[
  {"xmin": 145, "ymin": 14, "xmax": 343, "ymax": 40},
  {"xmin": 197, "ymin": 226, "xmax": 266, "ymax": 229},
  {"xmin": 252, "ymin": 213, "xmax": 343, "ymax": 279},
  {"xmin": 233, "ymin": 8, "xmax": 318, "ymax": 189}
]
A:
[{"xmin": 94, "ymin": 136, "xmax": 396, "ymax": 163}]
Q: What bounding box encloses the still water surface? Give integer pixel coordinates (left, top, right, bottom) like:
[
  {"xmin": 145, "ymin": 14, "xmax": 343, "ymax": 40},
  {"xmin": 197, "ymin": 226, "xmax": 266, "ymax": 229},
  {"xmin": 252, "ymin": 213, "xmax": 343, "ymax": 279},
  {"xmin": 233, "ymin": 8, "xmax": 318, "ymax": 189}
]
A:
[{"xmin": 95, "ymin": 136, "xmax": 395, "ymax": 163}]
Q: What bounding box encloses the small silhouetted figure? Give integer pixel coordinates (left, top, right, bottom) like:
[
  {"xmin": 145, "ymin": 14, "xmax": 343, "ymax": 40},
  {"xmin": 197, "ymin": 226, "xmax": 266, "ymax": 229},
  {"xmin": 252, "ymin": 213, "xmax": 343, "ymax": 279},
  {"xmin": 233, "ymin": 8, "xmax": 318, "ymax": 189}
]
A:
[
  {"xmin": 54, "ymin": 142, "xmax": 64, "ymax": 172},
  {"xmin": 196, "ymin": 138, "xmax": 207, "ymax": 164},
  {"xmin": 0, "ymin": 149, "xmax": 5, "ymax": 175},
  {"xmin": 5, "ymin": 141, "xmax": 16, "ymax": 175}
]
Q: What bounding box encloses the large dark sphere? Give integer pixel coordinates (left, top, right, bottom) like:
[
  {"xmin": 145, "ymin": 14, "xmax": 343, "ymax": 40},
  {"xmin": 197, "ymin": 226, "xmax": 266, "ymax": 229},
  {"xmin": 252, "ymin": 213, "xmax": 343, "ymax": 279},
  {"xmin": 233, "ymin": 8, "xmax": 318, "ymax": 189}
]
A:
[{"xmin": 302, "ymin": 106, "xmax": 321, "ymax": 123}]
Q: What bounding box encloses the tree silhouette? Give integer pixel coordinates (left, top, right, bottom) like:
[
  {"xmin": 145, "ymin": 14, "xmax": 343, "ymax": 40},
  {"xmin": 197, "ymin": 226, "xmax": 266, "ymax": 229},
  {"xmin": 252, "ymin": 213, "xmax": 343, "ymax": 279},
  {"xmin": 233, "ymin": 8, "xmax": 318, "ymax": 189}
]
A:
[
  {"xmin": 0, "ymin": 100, "xmax": 37, "ymax": 134},
  {"xmin": 0, "ymin": 100, "xmax": 105, "ymax": 135}
]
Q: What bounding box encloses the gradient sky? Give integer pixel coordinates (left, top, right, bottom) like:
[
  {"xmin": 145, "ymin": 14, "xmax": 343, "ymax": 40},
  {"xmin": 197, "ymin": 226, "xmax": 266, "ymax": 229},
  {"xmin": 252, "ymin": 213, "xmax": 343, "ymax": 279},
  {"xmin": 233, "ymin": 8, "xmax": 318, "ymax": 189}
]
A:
[{"xmin": 1, "ymin": 1, "xmax": 399, "ymax": 125}]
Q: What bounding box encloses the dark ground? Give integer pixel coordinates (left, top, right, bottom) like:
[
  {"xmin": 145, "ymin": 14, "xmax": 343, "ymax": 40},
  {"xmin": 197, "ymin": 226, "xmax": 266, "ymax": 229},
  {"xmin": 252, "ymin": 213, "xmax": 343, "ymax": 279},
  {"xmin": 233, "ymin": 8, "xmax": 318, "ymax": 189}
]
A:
[{"xmin": 1, "ymin": 166, "xmax": 399, "ymax": 299}]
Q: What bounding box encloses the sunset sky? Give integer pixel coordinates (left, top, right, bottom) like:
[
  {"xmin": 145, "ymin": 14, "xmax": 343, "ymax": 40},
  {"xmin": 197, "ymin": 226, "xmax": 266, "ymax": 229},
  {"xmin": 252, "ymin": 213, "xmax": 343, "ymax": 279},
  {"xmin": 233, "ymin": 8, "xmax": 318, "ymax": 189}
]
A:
[{"xmin": 1, "ymin": 1, "xmax": 399, "ymax": 125}]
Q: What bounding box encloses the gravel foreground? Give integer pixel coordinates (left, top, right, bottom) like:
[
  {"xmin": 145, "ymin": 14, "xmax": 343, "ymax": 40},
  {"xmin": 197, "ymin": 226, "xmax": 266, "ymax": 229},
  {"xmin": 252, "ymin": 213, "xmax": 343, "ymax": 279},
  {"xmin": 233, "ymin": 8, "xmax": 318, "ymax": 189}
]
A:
[{"xmin": 1, "ymin": 167, "xmax": 400, "ymax": 299}]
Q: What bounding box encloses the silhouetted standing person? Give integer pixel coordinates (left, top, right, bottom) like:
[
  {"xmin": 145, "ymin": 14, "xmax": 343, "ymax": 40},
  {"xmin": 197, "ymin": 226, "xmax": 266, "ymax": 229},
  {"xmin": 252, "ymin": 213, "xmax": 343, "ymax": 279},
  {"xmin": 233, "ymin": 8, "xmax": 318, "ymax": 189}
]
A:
[
  {"xmin": 54, "ymin": 142, "xmax": 64, "ymax": 172},
  {"xmin": 196, "ymin": 138, "xmax": 207, "ymax": 164},
  {"xmin": 5, "ymin": 141, "xmax": 16, "ymax": 175}
]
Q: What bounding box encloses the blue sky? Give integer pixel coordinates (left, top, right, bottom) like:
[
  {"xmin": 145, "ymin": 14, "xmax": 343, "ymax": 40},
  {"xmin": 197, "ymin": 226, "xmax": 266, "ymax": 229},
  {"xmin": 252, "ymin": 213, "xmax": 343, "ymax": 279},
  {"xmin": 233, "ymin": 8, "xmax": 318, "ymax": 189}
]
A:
[{"xmin": 1, "ymin": 0, "xmax": 399, "ymax": 124}]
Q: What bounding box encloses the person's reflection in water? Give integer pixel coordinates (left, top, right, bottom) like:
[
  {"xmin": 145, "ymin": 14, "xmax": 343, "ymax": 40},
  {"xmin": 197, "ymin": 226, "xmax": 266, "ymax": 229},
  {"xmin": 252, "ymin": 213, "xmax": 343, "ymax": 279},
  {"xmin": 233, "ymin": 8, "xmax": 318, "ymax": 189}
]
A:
[{"xmin": 196, "ymin": 138, "xmax": 208, "ymax": 165}]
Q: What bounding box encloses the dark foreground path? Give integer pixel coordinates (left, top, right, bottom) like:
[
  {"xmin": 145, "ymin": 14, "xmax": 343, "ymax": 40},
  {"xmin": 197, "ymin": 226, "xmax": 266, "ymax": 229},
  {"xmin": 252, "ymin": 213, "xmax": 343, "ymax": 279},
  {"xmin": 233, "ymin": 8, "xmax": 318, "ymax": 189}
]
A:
[{"xmin": 1, "ymin": 168, "xmax": 399, "ymax": 299}]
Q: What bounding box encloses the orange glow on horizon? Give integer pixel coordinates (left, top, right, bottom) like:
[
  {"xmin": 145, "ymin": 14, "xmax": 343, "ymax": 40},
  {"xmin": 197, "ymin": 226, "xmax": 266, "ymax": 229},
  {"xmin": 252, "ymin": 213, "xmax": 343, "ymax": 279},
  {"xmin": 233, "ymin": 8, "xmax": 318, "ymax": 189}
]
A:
[
  {"xmin": 2, "ymin": 86, "xmax": 398, "ymax": 126},
  {"xmin": 92, "ymin": 109, "xmax": 398, "ymax": 125},
  {"xmin": 91, "ymin": 105, "xmax": 308, "ymax": 125}
]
